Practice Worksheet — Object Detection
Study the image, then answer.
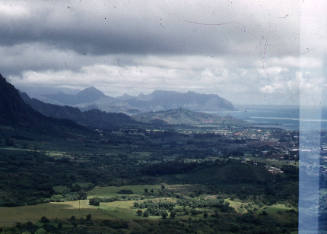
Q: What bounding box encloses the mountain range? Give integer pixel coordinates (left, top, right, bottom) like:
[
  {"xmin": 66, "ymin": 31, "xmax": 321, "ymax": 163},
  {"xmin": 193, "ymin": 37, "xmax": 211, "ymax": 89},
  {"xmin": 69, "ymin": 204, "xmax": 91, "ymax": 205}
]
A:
[
  {"xmin": 0, "ymin": 73, "xmax": 147, "ymax": 135},
  {"xmin": 20, "ymin": 93, "xmax": 141, "ymax": 130},
  {"xmin": 134, "ymin": 108, "xmax": 243, "ymax": 127},
  {"xmin": 45, "ymin": 87, "xmax": 108, "ymax": 106},
  {"xmin": 40, "ymin": 87, "xmax": 235, "ymax": 114},
  {"xmin": 0, "ymin": 72, "xmax": 239, "ymax": 133}
]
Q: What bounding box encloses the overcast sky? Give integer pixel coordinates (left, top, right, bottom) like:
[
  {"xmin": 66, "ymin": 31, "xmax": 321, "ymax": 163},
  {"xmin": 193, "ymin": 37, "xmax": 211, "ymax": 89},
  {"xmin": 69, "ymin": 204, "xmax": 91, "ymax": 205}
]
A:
[{"xmin": 0, "ymin": 0, "xmax": 326, "ymax": 105}]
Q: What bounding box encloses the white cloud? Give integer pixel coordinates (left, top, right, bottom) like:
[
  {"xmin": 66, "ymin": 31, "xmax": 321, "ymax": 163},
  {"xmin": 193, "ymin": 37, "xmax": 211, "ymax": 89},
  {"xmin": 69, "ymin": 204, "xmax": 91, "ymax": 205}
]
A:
[
  {"xmin": 257, "ymin": 66, "xmax": 288, "ymax": 77},
  {"xmin": 0, "ymin": 2, "xmax": 29, "ymax": 18},
  {"xmin": 260, "ymin": 56, "xmax": 322, "ymax": 69},
  {"xmin": 6, "ymin": 53, "xmax": 295, "ymax": 105}
]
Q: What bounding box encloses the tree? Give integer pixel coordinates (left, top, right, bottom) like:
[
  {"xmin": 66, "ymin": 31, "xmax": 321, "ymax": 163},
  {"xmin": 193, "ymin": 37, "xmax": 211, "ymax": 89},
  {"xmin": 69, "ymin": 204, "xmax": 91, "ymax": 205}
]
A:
[
  {"xmin": 5, "ymin": 138, "xmax": 14, "ymax": 146},
  {"xmin": 69, "ymin": 216, "xmax": 76, "ymax": 223},
  {"xmin": 261, "ymin": 211, "xmax": 268, "ymax": 216},
  {"xmin": 143, "ymin": 210, "xmax": 149, "ymax": 217},
  {"xmin": 78, "ymin": 191, "xmax": 87, "ymax": 200},
  {"xmin": 161, "ymin": 211, "xmax": 168, "ymax": 219},
  {"xmin": 170, "ymin": 210, "xmax": 176, "ymax": 219},
  {"xmin": 191, "ymin": 209, "xmax": 197, "ymax": 216},
  {"xmin": 71, "ymin": 184, "xmax": 82, "ymax": 192},
  {"xmin": 40, "ymin": 216, "xmax": 49, "ymax": 223},
  {"xmin": 137, "ymin": 209, "xmax": 143, "ymax": 216},
  {"xmin": 117, "ymin": 189, "xmax": 133, "ymax": 194},
  {"xmin": 86, "ymin": 214, "xmax": 92, "ymax": 221},
  {"xmin": 69, "ymin": 216, "xmax": 77, "ymax": 228},
  {"xmin": 78, "ymin": 191, "xmax": 87, "ymax": 210},
  {"xmin": 89, "ymin": 198, "xmax": 100, "ymax": 206},
  {"xmin": 35, "ymin": 228, "xmax": 47, "ymax": 234}
]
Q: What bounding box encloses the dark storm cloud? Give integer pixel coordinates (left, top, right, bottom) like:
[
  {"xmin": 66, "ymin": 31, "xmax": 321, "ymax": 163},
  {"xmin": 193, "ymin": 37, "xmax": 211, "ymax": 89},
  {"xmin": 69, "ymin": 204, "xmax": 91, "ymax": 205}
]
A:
[
  {"xmin": 0, "ymin": 15, "xmax": 234, "ymax": 55},
  {"xmin": 0, "ymin": 0, "xmax": 299, "ymax": 56}
]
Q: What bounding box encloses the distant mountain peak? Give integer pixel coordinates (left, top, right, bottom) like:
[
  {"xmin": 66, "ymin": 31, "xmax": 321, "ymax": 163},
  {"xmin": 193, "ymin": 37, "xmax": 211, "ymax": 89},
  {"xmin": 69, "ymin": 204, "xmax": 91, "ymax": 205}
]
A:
[
  {"xmin": 142, "ymin": 90, "xmax": 234, "ymax": 112},
  {"xmin": 45, "ymin": 86, "xmax": 107, "ymax": 105},
  {"xmin": 117, "ymin": 93, "xmax": 133, "ymax": 101},
  {"xmin": 78, "ymin": 86, "xmax": 106, "ymax": 97},
  {"xmin": 151, "ymin": 90, "xmax": 178, "ymax": 95}
]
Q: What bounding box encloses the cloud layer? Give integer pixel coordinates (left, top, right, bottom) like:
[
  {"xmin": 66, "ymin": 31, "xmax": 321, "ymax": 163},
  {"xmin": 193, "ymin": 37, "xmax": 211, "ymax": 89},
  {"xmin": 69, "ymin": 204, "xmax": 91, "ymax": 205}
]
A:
[{"xmin": 0, "ymin": 0, "xmax": 325, "ymax": 105}]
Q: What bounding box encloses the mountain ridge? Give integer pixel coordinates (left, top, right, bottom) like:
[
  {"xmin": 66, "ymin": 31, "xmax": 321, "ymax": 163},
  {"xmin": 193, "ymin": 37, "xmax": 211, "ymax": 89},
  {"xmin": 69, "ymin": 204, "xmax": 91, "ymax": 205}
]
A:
[
  {"xmin": 40, "ymin": 88, "xmax": 235, "ymax": 114},
  {"xmin": 20, "ymin": 93, "xmax": 141, "ymax": 130},
  {"xmin": 133, "ymin": 108, "xmax": 243, "ymax": 127},
  {"xmin": 0, "ymin": 74, "xmax": 84, "ymax": 134}
]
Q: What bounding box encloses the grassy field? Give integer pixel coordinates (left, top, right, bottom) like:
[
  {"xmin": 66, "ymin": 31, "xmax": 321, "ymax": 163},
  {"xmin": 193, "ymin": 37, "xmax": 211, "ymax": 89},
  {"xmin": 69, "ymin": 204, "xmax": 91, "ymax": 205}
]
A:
[
  {"xmin": 225, "ymin": 198, "xmax": 249, "ymax": 214},
  {"xmin": 0, "ymin": 202, "xmax": 109, "ymax": 227},
  {"xmin": 0, "ymin": 199, "xmax": 149, "ymax": 227},
  {"xmin": 0, "ymin": 184, "xmax": 298, "ymax": 228},
  {"xmin": 88, "ymin": 185, "xmax": 161, "ymax": 198},
  {"xmin": 0, "ymin": 147, "xmax": 68, "ymax": 159},
  {"xmin": 0, "ymin": 197, "xmax": 170, "ymax": 226},
  {"xmin": 0, "ymin": 185, "xmax": 174, "ymax": 227},
  {"xmin": 226, "ymin": 197, "xmax": 296, "ymax": 213}
]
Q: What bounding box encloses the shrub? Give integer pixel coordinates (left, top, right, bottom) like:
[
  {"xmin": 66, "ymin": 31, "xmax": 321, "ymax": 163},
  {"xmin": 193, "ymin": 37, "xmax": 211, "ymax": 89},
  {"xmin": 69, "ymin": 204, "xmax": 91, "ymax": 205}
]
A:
[
  {"xmin": 143, "ymin": 210, "xmax": 149, "ymax": 217},
  {"xmin": 40, "ymin": 216, "xmax": 49, "ymax": 223},
  {"xmin": 161, "ymin": 211, "xmax": 168, "ymax": 219},
  {"xmin": 35, "ymin": 228, "xmax": 47, "ymax": 234},
  {"xmin": 170, "ymin": 211, "xmax": 176, "ymax": 219},
  {"xmin": 89, "ymin": 198, "xmax": 100, "ymax": 206},
  {"xmin": 117, "ymin": 189, "xmax": 133, "ymax": 194},
  {"xmin": 137, "ymin": 209, "xmax": 143, "ymax": 216}
]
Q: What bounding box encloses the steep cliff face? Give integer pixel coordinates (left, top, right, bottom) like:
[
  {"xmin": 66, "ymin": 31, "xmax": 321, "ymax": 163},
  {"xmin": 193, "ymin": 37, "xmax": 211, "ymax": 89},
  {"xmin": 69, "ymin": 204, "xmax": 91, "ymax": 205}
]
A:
[
  {"xmin": 0, "ymin": 73, "xmax": 43, "ymax": 126},
  {"xmin": 0, "ymin": 74, "xmax": 83, "ymax": 133}
]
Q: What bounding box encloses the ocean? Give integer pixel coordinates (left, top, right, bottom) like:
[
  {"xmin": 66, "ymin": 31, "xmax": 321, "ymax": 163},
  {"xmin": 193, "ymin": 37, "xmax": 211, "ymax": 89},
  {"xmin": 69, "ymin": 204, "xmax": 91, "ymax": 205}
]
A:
[{"xmin": 219, "ymin": 105, "xmax": 327, "ymax": 131}]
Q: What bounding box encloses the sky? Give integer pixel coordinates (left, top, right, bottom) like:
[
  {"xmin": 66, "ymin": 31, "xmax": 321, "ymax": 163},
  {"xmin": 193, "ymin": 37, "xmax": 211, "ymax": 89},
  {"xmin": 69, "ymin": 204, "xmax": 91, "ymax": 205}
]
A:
[{"xmin": 0, "ymin": 0, "xmax": 326, "ymax": 105}]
